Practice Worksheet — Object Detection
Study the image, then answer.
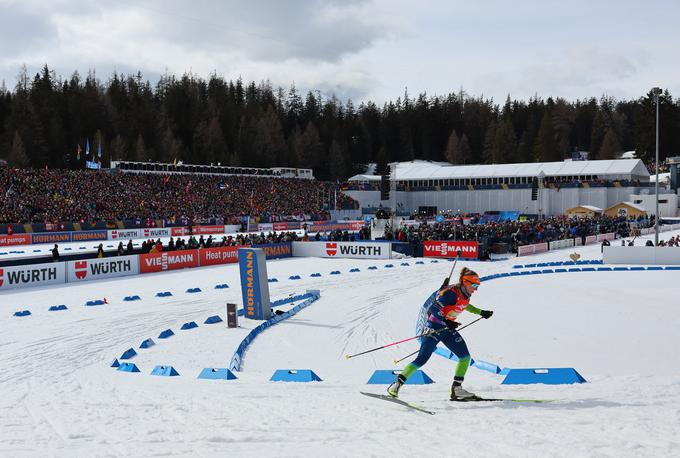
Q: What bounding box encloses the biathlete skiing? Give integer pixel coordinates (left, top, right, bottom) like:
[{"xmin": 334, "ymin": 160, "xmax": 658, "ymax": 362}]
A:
[{"xmin": 387, "ymin": 267, "xmax": 493, "ymax": 401}]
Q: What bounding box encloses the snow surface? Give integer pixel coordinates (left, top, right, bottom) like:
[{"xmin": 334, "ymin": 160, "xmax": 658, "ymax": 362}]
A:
[{"xmin": 1, "ymin": 231, "xmax": 680, "ymax": 457}]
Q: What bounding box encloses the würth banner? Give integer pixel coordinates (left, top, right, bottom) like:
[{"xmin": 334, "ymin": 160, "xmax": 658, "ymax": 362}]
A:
[
  {"xmin": 292, "ymin": 241, "xmax": 391, "ymax": 259},
  {"xmin": 66, "ymin": 255, "xmax": 140, "ymax": 282},
  {"xmin": 0, "ymin": 262, "xmax": 67, "ymax": 291},
  {"xmin": 423, "ymin": 240, "xmax": 479, "ymax": 259}
]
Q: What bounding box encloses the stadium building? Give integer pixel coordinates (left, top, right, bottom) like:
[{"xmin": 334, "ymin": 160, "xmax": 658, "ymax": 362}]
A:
[{"xmin": 345, "ymin": 159, "xmax": 679, "ymax": 218}]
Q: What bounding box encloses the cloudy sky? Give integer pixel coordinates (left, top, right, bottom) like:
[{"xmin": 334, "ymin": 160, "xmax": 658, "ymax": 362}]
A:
[{"xmin": 0, "ymin": 0, "xmax": 677, "ymax": 104}]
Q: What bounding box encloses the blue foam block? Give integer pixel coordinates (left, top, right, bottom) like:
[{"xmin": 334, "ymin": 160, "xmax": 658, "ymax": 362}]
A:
[
  {"xmin": 48, "ymin": 304, "xmax": 68, "ymax": 311},
  {"xmin": 646, "ymin": 266, "xmax": 663, "ymax": 271},
  {"xmin": 180, "ymin": 321, "xmax": 198, "ymax": 330},
  {"xmin": 204, "ymin": 315, "xmax": 223, "ymax": 324},
  {"xmin": 415, "ymin": 261, "xmax": 424, "ymax": 264},
  {"xmin": 289, "ymin": 275, "xmax": 301, "ymax": 280},
  {"xmin": 158, "ymin": 329, "xmax": 174, "ymax": 339},
  {"xmin": 120, "ymin": 348, "xmax": 137, "ymax": 360},
  {"xmin": 111, "ymin": 358, "xmax": 120, "ymax": 368},
  {"xmin": 140, "ymin": 338, "xmax": 155, "ymax": 349},
  {"xmin": 270, "ymin": 369, "xmax": 322, "ymax": 382},
  {"xmin": 368, "ymin": 266, "xmax": 378, "ymax": 270},
  {"xmin": 330, "ymin": 271, "xmax": 341, "ymax": 275},
  {"xmin": 597, "ymin": 267, "xmax": 612, "ymax": 271},
  {"xmin": 310, "ymin": 273, "xmax": 322, "ymax": 277},
  {"xmin": 117, "ymin": 363, "xmax": 140, "ymax": 373},
  {"xmin": 123, "ymin": 295, "xmax": 141, "ymax": 301},
  {"xmin": 430, "ymin": 260, "xmax": 438, "ymax": 263},
  {"xmin": 501, "ymin": 368, "xmax": 586, "ymax": 385},
  {"xmin": 151, "ymin": 365, "xmax": 179, "ymax": 377},
  {"xmin": 384, "ymin": 264, "xmax": 394, "ymax": 268},
  {"xmin": 367, "ymin": 369, "xmax": 433, "ymax": 385},
  {"xmin": 156, "ymin": 291, "xmax": 173, "ymax": 297},
  {"xmin": 13, "ymin": 310, "xmax": 31, "ymax": 317},
  {"xmin": 85, "ymin": 300, "xmax": 105, "ymax": 306},
  {"xmin": 613, "ymin": 267, "xmax": 629, "ymax": 271},
  {"xmin": 186, "ymin": 287, "xmax": 202, "ymax": 293},
  {"xmin": 214, "ymin": 283, "xmax": 229, "ymax": 289},
  {"xmin": 268, "ymin": 278, "xmax": 279, "ymax": 282},
  {"xmin": 198, "ymin": 368, "xmax": 237, "ymax": 380},
  {"xmin": 400, "ymin": 262, "xmax": 410, "ymax": 266},
  {"xmin": 349, "ymin": 268, "xmax": 360, "ymax": 272}
]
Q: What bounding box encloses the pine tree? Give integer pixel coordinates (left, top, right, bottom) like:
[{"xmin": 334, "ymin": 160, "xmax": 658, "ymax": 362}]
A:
[
  {"xmin": 9, "ymin": 131, "xmax": 30, "ymax": 167},
  {"xmin": 599, "ymin": 128, "xmax": 622, "ymax": 159},
  {"xmin": 328, "ymin": 139, "xmax": 347, "ymax": 181},
  {"xmin": 445, "ymin": 129, "xmax": 459, "ymax": 164},
  {"xmin": 533, "ymin": 111, "xmax": 558, "ymax": 162},
  {"xmin": 492, "ymin": 118, "xmax": 518, "ymax": 163},
  {"xmin": 482, "ymin": 121, "xmax": 497, "ymax": 164},
  {"xmin": 134, "ymin": 133, "xmax": 146, "ymax": 162},
  {"xmin": 458, "ymin": 134, "xmax": 472, "ymax": 165}
]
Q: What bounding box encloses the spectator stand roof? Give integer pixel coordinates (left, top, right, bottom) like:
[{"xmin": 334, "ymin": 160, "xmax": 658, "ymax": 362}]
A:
[{"xmin": 348, "ymin": 159, "xmax": 650, "ymax": 181}]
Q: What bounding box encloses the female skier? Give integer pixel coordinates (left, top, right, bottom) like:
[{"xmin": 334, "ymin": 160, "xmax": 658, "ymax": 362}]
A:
[{"xmin": 387, "ymin": 267, "xmax": 493, "ymax": 400}]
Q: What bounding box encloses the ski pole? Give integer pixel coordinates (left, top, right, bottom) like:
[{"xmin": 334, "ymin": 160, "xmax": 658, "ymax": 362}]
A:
[
  {"xmin": 345, "ymin": 331, "xmax": 434, "ymax": 360},
  {"xmin": 392, "ymin": 317, "xmax": 485, "ymax": 365},
  {"xmin": 441, "ymin": 249, "xmax": 463, "ymax": 288}
]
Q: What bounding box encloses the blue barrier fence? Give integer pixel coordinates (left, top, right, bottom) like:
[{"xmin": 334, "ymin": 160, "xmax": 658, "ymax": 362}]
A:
[{"xmin": 229, "ymin": 291, "xmax": 320, "ymax": 372}]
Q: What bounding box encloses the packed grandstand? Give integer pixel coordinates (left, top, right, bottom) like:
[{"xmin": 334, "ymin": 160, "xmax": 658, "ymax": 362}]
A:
[{"xmin": 1, "ymin": 157, "xmax": 672, "ymax": 264}]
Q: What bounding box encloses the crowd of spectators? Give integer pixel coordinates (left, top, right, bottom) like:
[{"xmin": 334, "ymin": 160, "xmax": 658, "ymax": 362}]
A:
[
  {"xmin": 0, "ymin": 168, "xmax": 359, "ymax": 226},
  {"xmin": 383, "ymin": 214, "xmax": 653, "ymax": 255}
]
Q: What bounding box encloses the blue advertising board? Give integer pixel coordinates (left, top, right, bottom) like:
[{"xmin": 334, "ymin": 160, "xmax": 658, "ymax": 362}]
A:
[
  {"xmin": 253, "ymin": 242, "xmax": 293, "ymax": 260},
  {"xmin": 238, "ymin": 248, "xmax": 272, "ymax": 320},
  {"xmin": 71, "ymin": 230, "xmax": 108, "ymax": 242},
  {"xmin": 31, "ymin": 232, "xmax": 72, "ymax": 244}
]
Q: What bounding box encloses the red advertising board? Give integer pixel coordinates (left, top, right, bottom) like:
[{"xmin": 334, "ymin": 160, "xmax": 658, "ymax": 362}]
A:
[
  {"xmin": 423, "ymin": 240, "xmax": 479, "ymax": 258},
  {"xmin": 193, "ymin": 225, "xmax": 225, "ymax": 235},
  {"xmin": 139, "ymin": 251, "xmax": 199, "ymax": 273},
  {"xmin": 171, "ymin": 225, "xmax": 225, "ymax": 236},
  {"xmin": 199, "ymin": 246, "xmax": 239, "ymax": 266},
  {"xmin": 0, "ymin": 233, "xmax": 31, "ymax": 246}
]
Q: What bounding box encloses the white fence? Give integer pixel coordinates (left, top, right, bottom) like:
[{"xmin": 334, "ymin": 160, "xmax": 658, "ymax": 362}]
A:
[{"xmin": 603, "ymin": 246, "xmax": 680, "ymax": 265}]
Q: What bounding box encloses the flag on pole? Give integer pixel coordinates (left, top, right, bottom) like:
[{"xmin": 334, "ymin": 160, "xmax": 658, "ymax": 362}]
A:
[
  {"xmin": 76, "ymin": 144, "xmax": 81, "ymax": 160},
  {"xmin": 86, "ymin": 138, "xmax": 90, "ymax": 157}
]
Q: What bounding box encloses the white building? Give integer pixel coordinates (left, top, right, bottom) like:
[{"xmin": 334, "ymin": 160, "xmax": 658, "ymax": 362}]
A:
[{"xmin": 346, "ymin": 159, "xmax": 679, "ymax": 217}]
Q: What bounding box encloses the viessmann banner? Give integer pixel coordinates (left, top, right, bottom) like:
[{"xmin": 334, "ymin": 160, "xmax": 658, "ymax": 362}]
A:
[
  {"xmin": 139, "ymin": 251, "xmax": 199, "ymax": 273},
  {"xmin": 66, "ymin": 255, "xmax": 140, "ymax": 282},
  {"xmin": 292, "ymin": 241, "xmax": 392, "ymax": 259},
  {"xmin": 422, "ymin": 240, "xmax": 479, "ymax": 259}
]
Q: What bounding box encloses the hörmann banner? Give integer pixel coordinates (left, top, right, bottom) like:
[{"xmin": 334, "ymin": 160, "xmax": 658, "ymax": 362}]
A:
[
  {"xmin": 0, "ymin": 262, "xmax": 67, "ymax": 291},
  {"xmin": 254, "ymin": 242, "xmax": 293, "ymax": 260},
  {"xmin": 72, "ymin": 230, "xmax": 108, "ymax": 242},
  {"xmin": 292, "ymin": 241, "xmax": 391, "ymax": 259},
  {"xmin": 139, "ymin": 251, "xmax": 199, "ymax": 273},
  {"xmin": 238, "ymin": 247, "xmax": 271, "ymax": 320},
  {"xmin": 109, "ymin": 229, "xmax": 141, "ymax": 240},
  {"xmin": 423, "ymin": 240, "xmax": 479, "ymax": 259},
  {"xmin": 67, "ymin": 255, "xmax": 140, "ymax": 282},
  {"xmin": 31, "ymin": 232, "xmax": 72, "ymax": 244}
]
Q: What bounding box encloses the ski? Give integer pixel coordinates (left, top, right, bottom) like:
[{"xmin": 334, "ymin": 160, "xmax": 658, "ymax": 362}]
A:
[
  {"xmin": 360, "ymin": 392, "xmax": 436, "ymax": 415},
  {"xmin": 451, "ymin": 396, "xmax": 553, "ymax": 403}
]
